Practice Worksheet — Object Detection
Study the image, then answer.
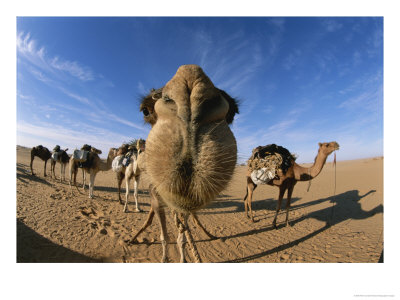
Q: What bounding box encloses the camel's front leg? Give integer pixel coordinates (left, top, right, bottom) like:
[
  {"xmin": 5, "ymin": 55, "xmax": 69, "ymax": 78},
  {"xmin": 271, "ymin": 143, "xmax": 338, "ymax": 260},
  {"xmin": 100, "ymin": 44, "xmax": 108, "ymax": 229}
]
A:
[
  {"xmin": 272, "ymin": 186, "xmax": 286, "ymax": 229},
  {"xmin": 174, "ymin": 212, "xmax": 187, "ymax": 263},
  {"xmin": 127, "ymin": 207, "xmax": 155, "ymax": 244},
  {"xmin": 30, "ymin": 155, "xmax": 35, "ymax": 176},
  {"xmin": 133, "ymin": 176, "xmax": 141, "ymax": 212},
  {"xmin": 124, "ymin": 178, "xmax": 130, "ymax": 213},
  {"xmin": 82, "ymin": 169, "xmax": 86, "ymax": 190},
  {"xmin": 285, "ymin": 184, "xmax": 295, "ymax": 227},
  {"xmin": 44, "ymin": 160, "xmax": 48, "ymax": 177},
  {"xmin": 151, "ymin": 190, "xmax": 169, "ymax": 263}
]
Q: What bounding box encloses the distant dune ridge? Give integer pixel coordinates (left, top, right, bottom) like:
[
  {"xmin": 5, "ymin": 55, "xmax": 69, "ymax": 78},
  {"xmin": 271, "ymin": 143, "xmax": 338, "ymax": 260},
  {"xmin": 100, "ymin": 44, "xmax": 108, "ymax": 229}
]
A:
[{"xmin": 16, "ymin": 146, "xmax": 383, "ymax": 263}]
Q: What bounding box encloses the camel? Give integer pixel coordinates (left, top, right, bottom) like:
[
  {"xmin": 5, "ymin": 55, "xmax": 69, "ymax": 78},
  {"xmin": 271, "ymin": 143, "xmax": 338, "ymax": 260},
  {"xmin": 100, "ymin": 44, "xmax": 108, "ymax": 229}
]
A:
[
  {"xmin": 243, "ymin": 141, "xmax": 339, "ymax": 227},
  {"xmin": 69, "ymin": 146, "xmax": 118, "ymax": 198},
  {"xmin": 115, "ymin": 139, "xmax": 146, "ymax": 213},
  {"xmin": 30, "ymin": 145, "xmax": 51, "ymax": 177},
  {"xmin": 50, "ymin": 146, "xmax": 70, "ymax": 182},
  {"xmin": 127, "ymin": 65, "xmax": 239, "ymax": 263}
]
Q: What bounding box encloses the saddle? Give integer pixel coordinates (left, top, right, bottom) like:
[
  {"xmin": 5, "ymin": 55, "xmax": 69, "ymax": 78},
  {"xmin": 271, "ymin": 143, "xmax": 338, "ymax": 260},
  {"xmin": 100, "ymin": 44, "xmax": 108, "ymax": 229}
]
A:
[{"xmin": 248, "ymin": 144, "xmax": 295, "ymax": 185}]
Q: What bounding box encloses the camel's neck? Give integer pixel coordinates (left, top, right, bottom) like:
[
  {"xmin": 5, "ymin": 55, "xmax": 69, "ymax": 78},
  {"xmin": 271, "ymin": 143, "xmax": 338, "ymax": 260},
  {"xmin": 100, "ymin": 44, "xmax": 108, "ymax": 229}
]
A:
[
  {"xmin": 99, "ymin": 155, "xmax": 113, "ymax": 171},
  {"xmin": 293, "ymin": 152, "xmax": 329, "ymax": 181}
]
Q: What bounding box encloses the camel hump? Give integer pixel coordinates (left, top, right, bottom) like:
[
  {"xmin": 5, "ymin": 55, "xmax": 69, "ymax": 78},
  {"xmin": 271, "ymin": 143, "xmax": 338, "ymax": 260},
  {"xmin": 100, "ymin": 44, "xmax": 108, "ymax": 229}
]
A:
[{"xmin": 53, "ymin": 145, "xmax": 60, "ymax": 152}]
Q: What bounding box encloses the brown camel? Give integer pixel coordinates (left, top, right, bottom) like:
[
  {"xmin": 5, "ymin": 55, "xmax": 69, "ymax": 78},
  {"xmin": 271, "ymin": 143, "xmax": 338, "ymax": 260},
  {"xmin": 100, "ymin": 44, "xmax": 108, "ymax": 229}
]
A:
[
  {"xmin": 243, "ymin": 141, "xmax": 339, "ymax": 227},
  {"xmin": 128, "ymin": 65, "xmax": 239, "ymax": 263},
  {"xmin": 115, "ymin": 139, "xmax": 146, "ymax": 212},
  {"xmin": 30, "ymin": 145, "xmax": 51, "ymax": 176},
  {"xmin": 50, "ymin": 147, "xmax": 70, "ymax": 182},
  {"xmin": 69, "ymin": 146, "xmax": 118, "ymax": 198}
]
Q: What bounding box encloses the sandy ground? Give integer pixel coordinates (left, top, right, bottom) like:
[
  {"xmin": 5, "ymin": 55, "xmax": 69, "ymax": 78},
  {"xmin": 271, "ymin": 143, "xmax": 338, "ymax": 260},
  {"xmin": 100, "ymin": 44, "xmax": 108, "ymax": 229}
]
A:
[{"xmin": 16, "ymin": 146, "xmax": 383, "ymax": 263}]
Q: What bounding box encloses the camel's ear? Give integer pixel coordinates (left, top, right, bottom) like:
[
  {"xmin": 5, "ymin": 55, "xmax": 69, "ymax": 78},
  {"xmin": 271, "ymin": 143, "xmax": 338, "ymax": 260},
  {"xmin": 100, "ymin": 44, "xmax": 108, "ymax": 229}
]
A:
[
  {"xmin": 140, "ymin": 88, "xmax": 162, "ymax": 126},
  {"xmin": 318, "ymin": 142, "xmax": 322, "ymax": 147},
  {"xmin": 218, "ymin": 89, "xmax": 239, "ymax": 124}
]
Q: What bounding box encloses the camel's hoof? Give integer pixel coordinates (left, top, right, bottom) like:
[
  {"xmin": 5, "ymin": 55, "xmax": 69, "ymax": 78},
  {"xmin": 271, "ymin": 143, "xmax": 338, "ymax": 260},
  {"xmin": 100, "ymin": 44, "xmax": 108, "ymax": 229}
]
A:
[
  {"xmin": 123, "ymin": 208, "xmax": 128, "ymax": 213},
  {"xmin": 134, "ymin": 208, "xmax": 141, "ymax": 213}
]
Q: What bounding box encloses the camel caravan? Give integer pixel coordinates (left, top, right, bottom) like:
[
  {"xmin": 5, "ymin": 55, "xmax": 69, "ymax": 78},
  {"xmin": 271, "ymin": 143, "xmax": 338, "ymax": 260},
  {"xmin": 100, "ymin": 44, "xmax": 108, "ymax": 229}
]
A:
[{"xmin": 26, "ymin": 64, "xmax": 340, "ymax": 263}]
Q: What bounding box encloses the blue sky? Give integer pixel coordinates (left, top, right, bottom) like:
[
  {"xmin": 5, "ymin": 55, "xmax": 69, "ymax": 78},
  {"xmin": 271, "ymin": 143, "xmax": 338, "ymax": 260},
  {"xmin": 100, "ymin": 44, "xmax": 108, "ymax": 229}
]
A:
[{"xmin": 16, "ymin": 17, "xmax": 383, "ymax": 163}]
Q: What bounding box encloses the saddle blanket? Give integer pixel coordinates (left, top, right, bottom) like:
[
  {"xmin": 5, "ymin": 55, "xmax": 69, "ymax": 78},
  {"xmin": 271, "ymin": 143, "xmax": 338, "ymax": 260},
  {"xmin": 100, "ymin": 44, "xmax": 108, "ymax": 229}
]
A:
[
  {"xmin": 73, "ymin": 149, "xmax": 89, "ymax": 162},
  {"xmin": 250, "ymin": 168, "xmax": 275, "ymax": 185},
  {"xmin": 112, "ymin": 155, "xmax": 131, "ymax": 172}
]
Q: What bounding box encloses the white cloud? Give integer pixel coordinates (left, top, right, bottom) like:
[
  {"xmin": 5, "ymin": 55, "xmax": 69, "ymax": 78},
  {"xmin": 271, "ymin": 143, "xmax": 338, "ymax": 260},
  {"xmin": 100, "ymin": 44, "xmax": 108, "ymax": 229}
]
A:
[
  {"xmin": 51, "ymin": 57, "xmax": 94, "ymax": 81},
  {"xmin": 17, "ymin": 32, "xmax": 95, "ymax": 82}
]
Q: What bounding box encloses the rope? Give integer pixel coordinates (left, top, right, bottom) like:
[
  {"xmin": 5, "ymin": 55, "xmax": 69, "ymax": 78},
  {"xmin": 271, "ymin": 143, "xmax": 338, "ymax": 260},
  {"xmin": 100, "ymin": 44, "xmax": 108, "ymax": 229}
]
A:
[{"xmin": 327, "ymin": 151, "xmax": 337, "ymax": 226}]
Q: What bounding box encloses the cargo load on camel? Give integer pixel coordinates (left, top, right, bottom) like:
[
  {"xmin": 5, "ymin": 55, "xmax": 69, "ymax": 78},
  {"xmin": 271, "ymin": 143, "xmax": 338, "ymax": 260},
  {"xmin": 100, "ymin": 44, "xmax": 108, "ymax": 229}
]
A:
[{"xmin": 247, "ymin": 144, "xmax": 296, "ymax": 185}]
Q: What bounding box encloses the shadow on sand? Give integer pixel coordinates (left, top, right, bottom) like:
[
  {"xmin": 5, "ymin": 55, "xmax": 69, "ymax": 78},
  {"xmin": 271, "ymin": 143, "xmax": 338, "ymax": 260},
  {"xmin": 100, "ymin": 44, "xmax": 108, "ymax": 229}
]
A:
[
  {"xmin": 17, "ymin": 219, "xmax": 99, "ymax": 263},
  {"xmin": 16, "ymin": 163, "xmax": 52, "ymax": 186},
  {"xmin": 221, "ymin": 189, "xmax": 383, "ymax": 262}
]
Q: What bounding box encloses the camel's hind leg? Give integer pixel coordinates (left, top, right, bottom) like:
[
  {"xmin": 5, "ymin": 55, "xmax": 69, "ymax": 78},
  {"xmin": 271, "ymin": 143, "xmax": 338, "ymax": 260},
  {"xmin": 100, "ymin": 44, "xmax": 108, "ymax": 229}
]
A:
[
  {"xmin": 117, "ymin": 172, "xmax": 125, "ymax": 205},
  {"xmin": 88, "ymin": 171, "xmax": 97, "ymax": 199},
  {"xmin": 244, "ymin": 177, "xmax": 257, "ymax": 222}
]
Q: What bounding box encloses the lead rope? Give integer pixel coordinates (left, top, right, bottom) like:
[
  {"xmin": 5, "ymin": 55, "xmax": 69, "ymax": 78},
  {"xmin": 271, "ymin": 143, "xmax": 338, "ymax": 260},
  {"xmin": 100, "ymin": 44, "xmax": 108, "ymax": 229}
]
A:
[{"xmin": 327, "ymin": 151, "xmax": 337, "ymax": 226}]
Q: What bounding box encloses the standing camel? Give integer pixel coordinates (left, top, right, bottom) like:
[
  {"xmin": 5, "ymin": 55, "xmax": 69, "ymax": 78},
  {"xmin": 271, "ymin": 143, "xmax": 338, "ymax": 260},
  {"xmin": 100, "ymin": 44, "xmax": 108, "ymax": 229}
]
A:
[
  {"xmin": 30, "ymin": 145, "xmax": 51, "ymax": 177},
  {"xmin": 127, "ymin": 65, "xmax": 239, "ymax": 263},
  {"xmin": 50, "ymin": 147, "xmax": 70, "ymax": 182},
  {"xmin": 69, "ymin": 146, "xmax": 118, "ymax": 198},
  {"xmin": 115, "ymin": 139, "xmax": 146, "ymax": 213},
  {"xmin": 243, "ymin": 141, "xmax": 339, "ymax": 227}
]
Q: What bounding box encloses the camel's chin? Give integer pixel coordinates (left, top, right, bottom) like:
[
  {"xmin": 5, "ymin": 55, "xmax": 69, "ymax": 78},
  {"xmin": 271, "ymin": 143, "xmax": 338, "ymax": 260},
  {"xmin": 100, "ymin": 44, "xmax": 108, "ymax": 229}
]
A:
[{"xmin": 145, "ymin": 119, "xmax": 237, "ymax": 212}]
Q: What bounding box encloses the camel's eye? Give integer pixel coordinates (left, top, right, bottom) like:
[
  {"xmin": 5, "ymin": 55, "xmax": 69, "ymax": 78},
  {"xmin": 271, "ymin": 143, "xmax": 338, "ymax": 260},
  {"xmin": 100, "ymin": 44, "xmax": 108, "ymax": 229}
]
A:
[
  {"xmin": 163, "ymin": 95, "xmax": 174, "ymax": 103},
  {"xmin": 142, "ymin": 107, "xmax": 150, "ymax": 117}
]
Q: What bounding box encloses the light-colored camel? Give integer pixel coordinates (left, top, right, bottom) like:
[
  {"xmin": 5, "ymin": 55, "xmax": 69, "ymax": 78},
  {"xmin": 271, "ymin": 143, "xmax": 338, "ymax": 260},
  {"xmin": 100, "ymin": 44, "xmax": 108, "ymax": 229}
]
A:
[
  {"xmin": 51, "ymin": 147, "xmax": 70, "ymax": 182},
  {"xmin": 30, "ymin": 145, "xmax": 51, "ymax": 177},
  {"xmin": 128, "ymin": 65, "xmax": 239, "ymax": 263},
  {"xmin": 243, "ymin": 141, "xmax": 339, "ymax": 227},
  {"xmin": 69, "ymin": 146, "xmax": 118, "ymax": 198},
  {"xmin": 115, "ymin": 139, "xmax": 146, "ymax": 213}
]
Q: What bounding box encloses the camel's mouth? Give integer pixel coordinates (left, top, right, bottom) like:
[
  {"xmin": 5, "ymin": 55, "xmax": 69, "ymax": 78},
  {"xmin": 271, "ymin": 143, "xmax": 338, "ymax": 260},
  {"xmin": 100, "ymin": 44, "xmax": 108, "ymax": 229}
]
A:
[
  {"xmin": 333, "ymin": 142, "xmax": 340, "ymax": 151},
  {"xmin": 145, "ymin": 119, "xmax": 237, "ymax": 212}
]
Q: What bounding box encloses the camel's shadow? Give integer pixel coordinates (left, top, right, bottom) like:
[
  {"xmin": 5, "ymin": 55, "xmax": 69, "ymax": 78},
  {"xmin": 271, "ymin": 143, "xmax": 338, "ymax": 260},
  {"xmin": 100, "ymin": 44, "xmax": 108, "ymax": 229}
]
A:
[
  {"xmin": 220, "ymin": 189, "xmax": 383, "ymax": 262},
  {"xmin": 16, "ymin": 163, "xmax": 52, "ymax": 186},
  {"xmin": 17, "ymin": 219, "xmax": 98, "ymax": 262}
]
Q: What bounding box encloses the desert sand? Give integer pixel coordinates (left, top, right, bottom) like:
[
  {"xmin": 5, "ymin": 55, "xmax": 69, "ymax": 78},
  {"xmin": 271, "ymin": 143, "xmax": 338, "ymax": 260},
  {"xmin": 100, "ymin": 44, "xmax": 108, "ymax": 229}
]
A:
[{"xmin": 16, "ymin": 145, "xmax": 383, "ymax": 263}]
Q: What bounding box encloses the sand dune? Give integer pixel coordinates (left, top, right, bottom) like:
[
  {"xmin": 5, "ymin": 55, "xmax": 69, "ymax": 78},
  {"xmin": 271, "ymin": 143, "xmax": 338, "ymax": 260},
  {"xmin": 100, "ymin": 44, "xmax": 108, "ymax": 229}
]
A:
[{"xmin": 16, "ymin": 146, "xmax": 383, "ymax": 263}]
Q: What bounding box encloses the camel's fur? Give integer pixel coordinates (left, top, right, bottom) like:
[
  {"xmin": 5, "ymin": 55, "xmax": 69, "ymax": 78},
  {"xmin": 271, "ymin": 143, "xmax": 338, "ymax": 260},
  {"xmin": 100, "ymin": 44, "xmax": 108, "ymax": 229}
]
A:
[
  {"xmin": 51, "ymin": 148, "xmax": 70, "ymax": 182},
  {"xmin": 69, "ymin": 147, "xmax": 118, "ymax": 198},
  {"xmin": 131, "ymin": 65, "xmax": 239, "ymax": 262},
  {"xmin": 30, "ymin": 145, "xmax": 51, "ymax": 177},
  {"xmin": 243, "ymin": 141, "xmax": 339, "ymax": 227}
]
